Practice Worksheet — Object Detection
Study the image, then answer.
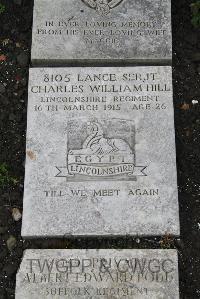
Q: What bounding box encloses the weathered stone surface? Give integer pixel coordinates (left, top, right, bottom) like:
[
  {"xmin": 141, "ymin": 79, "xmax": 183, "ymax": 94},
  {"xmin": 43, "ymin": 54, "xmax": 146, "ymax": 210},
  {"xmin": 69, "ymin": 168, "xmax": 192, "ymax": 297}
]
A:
[
  {"xmin": 31, "ymin": 0, "xmax": 172, "ymax": 65},
  {"xmin": 22, "ymin": 66, "xmax": 179, "ymax": 237},
  {"xmin": 16, "ymin": 249, "xmax": 179, "ymax": 298}
]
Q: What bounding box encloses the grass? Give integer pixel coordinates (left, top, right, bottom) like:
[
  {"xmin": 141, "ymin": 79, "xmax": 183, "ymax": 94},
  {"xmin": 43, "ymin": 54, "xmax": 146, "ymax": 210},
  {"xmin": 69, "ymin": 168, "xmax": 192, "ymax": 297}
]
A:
[
  {"xmin": 191, "ymin": 1, "xmax": 200, "ymax": 27},
  {"xmin": 0, "ymin": 163, "xmax": 18, "ymax": 188},
  {"xmin": 0, "ymin": 3, "xmax": 5, "ymax": 14}
]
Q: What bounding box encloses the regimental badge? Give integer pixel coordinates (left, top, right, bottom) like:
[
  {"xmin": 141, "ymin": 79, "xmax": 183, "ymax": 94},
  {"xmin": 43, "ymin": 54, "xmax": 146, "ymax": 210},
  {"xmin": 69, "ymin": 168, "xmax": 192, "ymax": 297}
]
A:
[
  {"xmin": 56, "ymin": 119, "xmax": 147, "ymax": 181},
  {"xmin": 81, "ymin": 0, "xmax": 124, "ymax": 15}
]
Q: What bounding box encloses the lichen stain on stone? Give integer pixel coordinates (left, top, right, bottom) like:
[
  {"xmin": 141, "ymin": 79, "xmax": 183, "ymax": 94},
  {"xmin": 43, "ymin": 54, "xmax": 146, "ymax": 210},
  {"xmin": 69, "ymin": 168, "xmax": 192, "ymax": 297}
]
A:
[
  {"xmin": 26, "ymin": 150, "xmax": 36, "ymax": 161},
  {"xmin": 94, "ymin": 211, "xmax": 101, "ymax": 218}
]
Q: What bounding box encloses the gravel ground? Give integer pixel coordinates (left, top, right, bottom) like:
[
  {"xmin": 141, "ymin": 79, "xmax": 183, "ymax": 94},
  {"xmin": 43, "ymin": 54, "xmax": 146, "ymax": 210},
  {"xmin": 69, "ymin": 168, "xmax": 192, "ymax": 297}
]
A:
[{"xmin": 0, "ymin": 0, "xmax": 200, "ymax": 298}]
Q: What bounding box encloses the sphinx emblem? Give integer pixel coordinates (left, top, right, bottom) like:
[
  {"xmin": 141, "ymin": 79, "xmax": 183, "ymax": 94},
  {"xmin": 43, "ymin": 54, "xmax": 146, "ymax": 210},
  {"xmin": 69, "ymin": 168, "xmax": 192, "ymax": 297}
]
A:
[
  {"xmin": 69, "ymin": 121, "xmax": 132, "ymax": 156},
  {"xmin": 81, "ymin": 0, "xmax": 124, "ymax": 15},
  {"xmin": 55, "ymin": 119, "xmax": 147, "ymax": 180}
]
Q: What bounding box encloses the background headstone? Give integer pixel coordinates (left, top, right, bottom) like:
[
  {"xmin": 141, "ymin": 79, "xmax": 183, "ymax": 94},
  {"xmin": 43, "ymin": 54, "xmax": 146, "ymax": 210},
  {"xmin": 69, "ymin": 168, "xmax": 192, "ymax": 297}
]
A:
[
  {"xmin": 31, "ymin": 0, "xmax": 172, "ymax": 65},
  {"xmin": 16, "ymin": 249, "xmax": 180, "ymax": 299},
  {"xmin": 22, "ymin": 66, "xmax": 179, "ymax": 237}
]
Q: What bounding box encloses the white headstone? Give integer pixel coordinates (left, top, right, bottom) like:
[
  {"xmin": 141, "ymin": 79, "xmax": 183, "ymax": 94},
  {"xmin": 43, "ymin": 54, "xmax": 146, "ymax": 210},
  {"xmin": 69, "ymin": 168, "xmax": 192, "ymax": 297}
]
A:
[
  {"xmin": 31, "ymin": 0, "xmax": 172, "ymax": 65},
  {"xmin": 22, "ymin": 66, "xmax": 179, "ymax": 237},
  {"xmin": 16, "ymin": 249, "xmax": 179, "ymax": 298}
]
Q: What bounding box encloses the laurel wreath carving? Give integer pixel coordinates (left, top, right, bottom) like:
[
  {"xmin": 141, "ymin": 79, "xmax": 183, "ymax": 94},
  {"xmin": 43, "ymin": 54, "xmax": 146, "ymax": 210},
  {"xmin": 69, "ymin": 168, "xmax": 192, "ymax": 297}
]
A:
[{"xmin": 81, "ymin": 0, "xmax": 124, "ymax": 15}]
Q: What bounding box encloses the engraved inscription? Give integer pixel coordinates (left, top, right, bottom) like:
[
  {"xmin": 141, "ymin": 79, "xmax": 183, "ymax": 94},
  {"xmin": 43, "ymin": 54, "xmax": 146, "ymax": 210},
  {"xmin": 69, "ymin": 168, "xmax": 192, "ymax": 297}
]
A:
[
  {"xmin": 16, "ymin": 250, "xmax": 179, "ymax": 298},
  {"xmin": 37, "ymin": 19, "xmax": 168, "ymax": 48},
  {"xmin": 21, "ymin": 256, "xmax": 176, "ymax": 298}
]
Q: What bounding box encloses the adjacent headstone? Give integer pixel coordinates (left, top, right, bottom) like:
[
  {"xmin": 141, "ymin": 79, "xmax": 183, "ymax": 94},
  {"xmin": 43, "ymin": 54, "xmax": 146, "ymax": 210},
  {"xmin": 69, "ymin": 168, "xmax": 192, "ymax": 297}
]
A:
[
  {"xmin": 16, "ymin": 249, "xmax": 179, "ymax": 299},
  {"xmin": 22, "ymin": 66, "xmax": 179, "ymax": 238},
  {"xmin": 31, "ymin": 0, "xmax": 172, "ymax": 66}
]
